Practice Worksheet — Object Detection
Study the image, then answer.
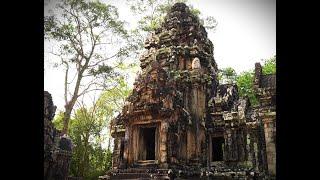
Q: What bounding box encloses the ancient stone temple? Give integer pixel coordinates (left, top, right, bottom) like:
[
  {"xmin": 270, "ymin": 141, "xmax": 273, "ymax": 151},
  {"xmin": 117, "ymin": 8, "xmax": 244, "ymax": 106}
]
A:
[
  {"xmin": 100, "ymin": 3, "xmax": 276, "ymax": 179},
  {"xmin": 253, "ymin": 63, "xmax": 276, "ymax": 176},
  {"xmin": 44, "ymin": 91, "xmax": 73, "ymax": 180}
]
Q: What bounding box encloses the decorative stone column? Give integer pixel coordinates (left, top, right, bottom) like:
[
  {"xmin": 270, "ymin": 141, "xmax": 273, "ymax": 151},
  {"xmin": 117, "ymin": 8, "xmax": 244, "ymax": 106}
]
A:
[
  {"xmin": 123, "ymin": 126, "xmax": 130, "ymax": 166},
  {"xmin": 160, "ymin": 121, "xmax": 169, "ymax": 168},
  {"xmin": 260, "ymin": 111, "xmax": 276, "ymax": 176},
  {"xmin": 223, "ymin": 112, "xmax": 239, "ymax": 162}
]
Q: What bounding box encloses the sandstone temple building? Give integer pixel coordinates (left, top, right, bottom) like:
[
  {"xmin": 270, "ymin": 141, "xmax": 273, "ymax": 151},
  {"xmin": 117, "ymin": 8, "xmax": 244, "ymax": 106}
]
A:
[{"xmin": 100, "ymin": 3, "xmax": 276, "ymax": 179}]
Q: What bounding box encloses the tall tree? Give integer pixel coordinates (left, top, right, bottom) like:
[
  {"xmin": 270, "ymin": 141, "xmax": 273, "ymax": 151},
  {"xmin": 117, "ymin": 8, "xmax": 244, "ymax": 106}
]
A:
[
  {"xmin": 52, "ymin": 78, "xmax": 130, "ymax": 179},
  {"xmin": 45, "ymin": 0, "xmax": 132, "ymax": 134}
]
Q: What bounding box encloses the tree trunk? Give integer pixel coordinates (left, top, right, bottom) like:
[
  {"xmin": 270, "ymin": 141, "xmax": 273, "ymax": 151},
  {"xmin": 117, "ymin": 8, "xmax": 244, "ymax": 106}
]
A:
[
  {"xmin": 62, "ymin": 94, "xmax": 79, "ymax": 134},
  {"xmin": 107, "ymin": 137, "xmax": 111, "ymax": 151},
  {"xmin": 62, "ymin": 71, "xmax": 84, "ymax": 135},
  {"xmin": 62, "ymin": 105, "xmax": 73, "ymax": 135},
  {"xmin": 80, "ymin": 134, "xmax": 90, "ymax": 178}
]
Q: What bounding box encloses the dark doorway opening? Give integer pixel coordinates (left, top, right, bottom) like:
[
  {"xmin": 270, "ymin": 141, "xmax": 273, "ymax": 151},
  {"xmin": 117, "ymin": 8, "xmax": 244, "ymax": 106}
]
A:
[
  {"xmin": 212, "ymin": 137, "xmax": 224, "ymax": 161},
  {"xmin": 120, "ymin": 139, "xmax": 124, "ymax": 160},
  {"xmin": 141, "ymin": 127, "xmax": 156, "ymax": 160}
]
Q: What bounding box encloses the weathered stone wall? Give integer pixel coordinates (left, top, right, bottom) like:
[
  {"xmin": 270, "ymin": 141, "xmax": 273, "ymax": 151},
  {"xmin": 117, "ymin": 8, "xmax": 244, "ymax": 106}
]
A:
[
  {"xmin": 44, "ymin": 91, "xmax": 57, "ymax": 178},
  {"xmin": 105, "ymin": 3, "xmax": 276, "ymax": 179},
  {"xmin": 261, "ymin": 112, "xmax": 276, "ymax": 176},
  {"xmin": 111, "ymin": 137, "xmax": 121, "ymax": 169},
  {"xmin": 44, "ymin": 91, "xmax": 73, "ymax": 180},
  {"xmin": 110, "ymin": 2, "xmax": 219, "ymax": 170},
  {"xmin": 254, "ymin": 62, "xmax": 276, "ymax": 177}
]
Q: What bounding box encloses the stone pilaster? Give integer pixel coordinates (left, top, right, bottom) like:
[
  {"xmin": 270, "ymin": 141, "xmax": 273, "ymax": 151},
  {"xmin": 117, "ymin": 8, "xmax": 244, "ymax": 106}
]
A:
[
  {"xmin": 260, "ymin": 111, "xmax": 276, "ymax": 176},
  {"xmin": 160, "ymin": 121, "xmax": 169, "ymax": 168}
]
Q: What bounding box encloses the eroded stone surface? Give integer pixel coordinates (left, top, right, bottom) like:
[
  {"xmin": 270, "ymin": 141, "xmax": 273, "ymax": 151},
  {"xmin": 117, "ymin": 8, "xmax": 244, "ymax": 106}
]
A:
[
  {"xmin": 101, "ymin": 2, "xmax": 276, "ymax": 179},
  {"xmin": 44, "ymin": 91, "xmax": 73, "ymax": 180}
]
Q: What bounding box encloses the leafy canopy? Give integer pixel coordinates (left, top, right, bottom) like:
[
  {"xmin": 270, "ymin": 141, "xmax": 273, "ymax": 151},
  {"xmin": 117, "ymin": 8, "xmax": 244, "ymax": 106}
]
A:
[
  {"xmin": 262, "ymin": 55, "xmax": 276, "ymax": 75},
  {"xmin": 45, "ymin": 0, "xmax": 136, "ymax": 134}
]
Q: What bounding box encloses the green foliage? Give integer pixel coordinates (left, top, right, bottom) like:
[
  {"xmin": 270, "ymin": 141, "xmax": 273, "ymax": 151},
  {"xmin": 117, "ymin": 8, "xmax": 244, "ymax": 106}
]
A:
[
  {"xmin": 222, "ymin": 67, "xmax": 236, "ymax": 77},
  {"xmin": 51, "ymin": 77, "xmax": 131, "ymax": 179},
  {"xmin": 128, "ymin": 0, "xmax": 188, "ymax": 31},
  {"xmin": 89, "ymin": 64, "xmax": 114, "ymax": 77},
  {"xmin": 219, "ymin": 55, "xmax": 276, "ymax": 106},
  {"xmin": 52, "ymin": 111, "xmax": 65, "ymax": 131},
  {"xmin": 96, "ymin": 76, "xmax": 131, "ymax": 119},
  {"xmin": 236, "ymin": 71, "xmax": 258, "ymax": 106},
  {"xmin": 190, "ymin": 7, "xmax": 201, "ymax": 17},
  {"xmin": 67, "ymin": 106, "xmax": 109, "ymax": 179},
  {"xmin": 218, "ymin": 67, "xmax": 237, "ymax": 84},
  {"xmin": 45, "ymin": 0, "xmax": 137, "ymax": 135},
  {"xmin": 44, "ymin": 0, "xmax": 132, "ymax": 88},
  {"xmin": 262, "ymin": 55, "xmax": 276, "ymax": 75},
  {"xmin": 45, "ymin": 0, "xmax": 128, "ymax": 41},
  {"xmin": 69, "ymin": 80, "xmax": 130, "ymax": 179}
]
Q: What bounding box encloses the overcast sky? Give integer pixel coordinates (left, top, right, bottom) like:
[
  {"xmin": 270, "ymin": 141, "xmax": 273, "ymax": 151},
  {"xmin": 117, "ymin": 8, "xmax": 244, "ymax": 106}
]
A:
[{"xmin": 44, "ymin": 0, "xmax": 276, "ymax": 111}]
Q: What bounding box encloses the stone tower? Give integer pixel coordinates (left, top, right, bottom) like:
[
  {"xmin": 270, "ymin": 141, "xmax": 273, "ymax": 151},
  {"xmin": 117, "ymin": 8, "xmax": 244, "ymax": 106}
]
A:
[
  {"xmin": 111, "ymin": 2, "xmax": 218, "ymax": 170},
  {"xmin": 102, "ymin": 3, "xmax": 276, "ymax": 180}
]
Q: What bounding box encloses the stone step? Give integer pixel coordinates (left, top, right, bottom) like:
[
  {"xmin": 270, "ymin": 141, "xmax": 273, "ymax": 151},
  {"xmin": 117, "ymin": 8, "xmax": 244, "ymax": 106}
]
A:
[
  {"xmin": 133, "ymin": 162, "xmax": 159, "ymax": 169},
  {"xmin": 151, "ymin": 174, "xmax": 170, "ymax": 179},
  {"xmin": 110, "ymin": 172, "xmax": 170, "ymax": 179},
  {"xmin": 102, "ymin": 168, "xmax": 172, "ymax": 179},
  {"xmin": 134, "ymin": 165, "xmax": 158, "ymax": 168},
  {"xmin": 136, "ymin": 160, "xmax": 158, "ymax": 165},
  {"xmin": 110, "ymin": 173, "xmax": 151, "ymax": 179},
  {"xmin": 116, "ymin": 168, "xmax": 170, "ymax": 175},
  {"xmin": 137, "ymin": 160, "xmax": 157, "ymax": 163}
]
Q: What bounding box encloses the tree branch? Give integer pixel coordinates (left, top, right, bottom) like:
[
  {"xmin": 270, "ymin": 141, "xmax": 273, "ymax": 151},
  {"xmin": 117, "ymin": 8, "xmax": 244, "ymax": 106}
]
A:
[
  {"xmin": 87, "ymin": 52, "xmax": 119, "ymax": 68},
  {"xmin": 62, "ymin": 60, "xmax": 69, "ymax": 104}
]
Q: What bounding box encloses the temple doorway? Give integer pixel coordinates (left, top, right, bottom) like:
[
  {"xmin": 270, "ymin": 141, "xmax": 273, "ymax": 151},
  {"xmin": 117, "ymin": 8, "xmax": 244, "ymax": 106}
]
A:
[
  {"xmin": 138, "ymin": 126, "xmax": 157, "ymax": 160},
  {"xmin": 120, "ymin": 139, "xmax": 124, "ymax": 160},
  {"xmin": 142, "ymin": 127, "xmax": 156, "ymax": 160},
  {"xmin": 212, "ymin": 136, "xmax": 224, "ymax": 161}
]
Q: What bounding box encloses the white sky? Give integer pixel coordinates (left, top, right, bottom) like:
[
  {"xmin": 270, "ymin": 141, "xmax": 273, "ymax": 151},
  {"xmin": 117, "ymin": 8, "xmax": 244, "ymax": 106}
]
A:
[{"xmin": 44, "ymin": 0, "xmax": 276, "ymax": 112}]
